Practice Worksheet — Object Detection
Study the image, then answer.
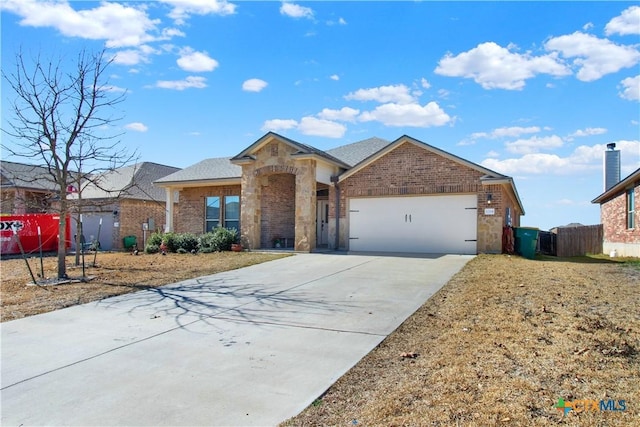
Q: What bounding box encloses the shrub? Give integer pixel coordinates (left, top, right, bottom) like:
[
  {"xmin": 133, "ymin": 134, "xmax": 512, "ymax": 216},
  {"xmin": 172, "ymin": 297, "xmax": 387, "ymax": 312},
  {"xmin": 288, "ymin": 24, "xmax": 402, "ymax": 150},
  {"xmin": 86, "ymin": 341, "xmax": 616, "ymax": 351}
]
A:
[
  {"xmin": 144, "ymin": 244, "xmax": 159, "ymax": 254},
  {"xmin": 161, "ymin": 232, "xmax": 179, "ymax": 253},
  {"xmin": 176, "ymin": 248, "xmax": 188, "ymax": 254},
  {"xmin": 198, "ymin": 227, "xmax": 238, "ymax": 252},
  {"xmin": 147, "ymin": 232, "xmax": 163, "ymax": 247},
  {"xmin": 176, "ymin": 233, "xmax": 199, "ymax": 253}
]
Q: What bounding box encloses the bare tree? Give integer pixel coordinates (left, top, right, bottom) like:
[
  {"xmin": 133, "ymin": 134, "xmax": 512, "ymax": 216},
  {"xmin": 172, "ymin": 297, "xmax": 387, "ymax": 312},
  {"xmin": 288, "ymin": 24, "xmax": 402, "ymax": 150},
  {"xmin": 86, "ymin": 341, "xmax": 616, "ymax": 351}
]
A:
[{"xmin": 2, "ymin": 49, "xmax": 136, "ymax": 279}]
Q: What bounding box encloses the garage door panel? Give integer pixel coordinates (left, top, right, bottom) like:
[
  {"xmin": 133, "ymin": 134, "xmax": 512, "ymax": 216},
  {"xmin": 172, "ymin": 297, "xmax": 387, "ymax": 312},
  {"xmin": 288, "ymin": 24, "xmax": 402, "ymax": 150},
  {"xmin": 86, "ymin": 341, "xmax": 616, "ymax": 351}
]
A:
[{"xmin": 349, "ymin": 195, "xmax": 477, "ymax": 254}]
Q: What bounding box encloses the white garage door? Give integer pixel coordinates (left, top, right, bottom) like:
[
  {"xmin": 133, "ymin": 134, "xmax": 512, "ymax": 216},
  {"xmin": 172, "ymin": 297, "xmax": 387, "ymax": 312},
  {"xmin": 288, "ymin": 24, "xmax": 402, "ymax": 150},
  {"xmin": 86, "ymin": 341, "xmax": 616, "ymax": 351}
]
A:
[{"xmin": 348, "ymin": 195, "xmax": 477, "ymax": 254}]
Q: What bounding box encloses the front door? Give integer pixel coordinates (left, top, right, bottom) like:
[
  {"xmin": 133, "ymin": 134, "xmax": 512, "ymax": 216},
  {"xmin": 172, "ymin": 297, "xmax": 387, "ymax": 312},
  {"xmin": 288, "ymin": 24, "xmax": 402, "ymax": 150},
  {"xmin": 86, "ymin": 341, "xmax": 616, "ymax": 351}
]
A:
[{"xmin": 316, "ymin": 200, "xmax": 329, "ymax": 246}]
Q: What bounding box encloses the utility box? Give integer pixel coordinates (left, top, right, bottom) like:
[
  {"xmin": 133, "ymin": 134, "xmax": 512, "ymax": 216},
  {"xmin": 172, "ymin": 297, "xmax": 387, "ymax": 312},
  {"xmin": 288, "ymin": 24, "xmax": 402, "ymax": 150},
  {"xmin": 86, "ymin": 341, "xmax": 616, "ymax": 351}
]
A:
[{"xmin": 515, "ymin": 227, "xmax": 539, "ymax": 260}]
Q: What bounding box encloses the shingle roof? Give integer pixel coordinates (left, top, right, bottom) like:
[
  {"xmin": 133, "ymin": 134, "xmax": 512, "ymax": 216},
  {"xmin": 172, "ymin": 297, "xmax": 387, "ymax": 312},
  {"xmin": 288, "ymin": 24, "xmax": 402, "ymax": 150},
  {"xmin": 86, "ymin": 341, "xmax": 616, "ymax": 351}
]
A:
[
  {"xmin": 155, "ymin": 157, "xmax": 241, "ymax": 184},
  {"xmin": 325, "ymin": 137, "xmax": 391, "ymax": 167},
  {"xmin": 82, "ymin": 162, "xmax": 180, "ymax": 201},
  {"xmin": 592, "ymin": 167, "xmax": 640, "ymax": 204},
  {"xmin": 0, "ymin": 161, "xmax": 59, "ymax": 192}
]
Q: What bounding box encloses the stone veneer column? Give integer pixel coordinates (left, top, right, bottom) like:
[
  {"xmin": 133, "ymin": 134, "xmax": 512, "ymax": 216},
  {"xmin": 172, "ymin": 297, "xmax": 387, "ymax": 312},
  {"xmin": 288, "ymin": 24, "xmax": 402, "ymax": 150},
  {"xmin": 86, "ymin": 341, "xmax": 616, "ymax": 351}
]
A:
[
  {"xmin": 240, "ymin": 164, "xmax": 261, "ymax": 249},
  {"xmin": 477, "ymin": 215, "xmax": 503, "ymax": 253},
  {"xmin": 294, "ymin": 159, "xmax": 316, "ymax": 252}
]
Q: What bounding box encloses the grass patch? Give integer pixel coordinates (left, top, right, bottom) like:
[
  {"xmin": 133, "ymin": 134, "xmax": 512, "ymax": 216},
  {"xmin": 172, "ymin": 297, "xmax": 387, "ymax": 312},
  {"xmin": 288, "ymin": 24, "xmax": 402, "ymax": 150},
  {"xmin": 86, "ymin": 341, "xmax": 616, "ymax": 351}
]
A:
[{"xmin": 282, "ymin": 254, "xmax": 640, "ymax": 426}]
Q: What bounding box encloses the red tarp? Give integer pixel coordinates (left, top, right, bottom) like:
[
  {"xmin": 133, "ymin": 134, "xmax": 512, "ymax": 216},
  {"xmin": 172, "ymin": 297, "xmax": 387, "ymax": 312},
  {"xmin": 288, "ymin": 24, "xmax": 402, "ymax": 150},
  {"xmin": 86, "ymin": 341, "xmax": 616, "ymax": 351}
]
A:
[{"xmin": 0, "ymin": 214, "xmax": 70, "ymax": 255}]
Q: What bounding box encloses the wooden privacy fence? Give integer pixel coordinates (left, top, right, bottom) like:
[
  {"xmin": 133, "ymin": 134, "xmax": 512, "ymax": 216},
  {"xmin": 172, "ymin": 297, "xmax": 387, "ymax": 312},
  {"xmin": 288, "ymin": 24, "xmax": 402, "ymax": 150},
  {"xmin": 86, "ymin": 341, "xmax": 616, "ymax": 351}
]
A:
[{"xmin": 555, "ymin": 224, "xmax": 603, "ymax": 257}]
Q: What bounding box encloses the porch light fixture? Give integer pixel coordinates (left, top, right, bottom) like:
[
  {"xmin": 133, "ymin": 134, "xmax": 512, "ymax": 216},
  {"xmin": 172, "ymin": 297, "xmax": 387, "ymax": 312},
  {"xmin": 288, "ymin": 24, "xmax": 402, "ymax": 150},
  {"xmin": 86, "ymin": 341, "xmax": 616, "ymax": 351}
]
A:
[{"xmin": 487, "ymin": 193, "xmax": 493, "ymax": 205}]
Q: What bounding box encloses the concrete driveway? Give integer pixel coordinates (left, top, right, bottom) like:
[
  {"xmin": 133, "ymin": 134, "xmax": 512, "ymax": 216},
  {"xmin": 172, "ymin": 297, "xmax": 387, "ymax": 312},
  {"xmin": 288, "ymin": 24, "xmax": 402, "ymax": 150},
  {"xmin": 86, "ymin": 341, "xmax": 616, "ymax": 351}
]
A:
[{"xmin": 1, "ymin": 252, "xmax": 472, "ymax": 426}]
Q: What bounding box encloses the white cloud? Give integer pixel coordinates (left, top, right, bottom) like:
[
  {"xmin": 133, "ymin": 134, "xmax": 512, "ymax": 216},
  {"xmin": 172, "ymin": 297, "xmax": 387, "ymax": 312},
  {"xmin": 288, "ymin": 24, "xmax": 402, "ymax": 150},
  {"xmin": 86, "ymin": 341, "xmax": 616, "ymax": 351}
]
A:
[
  {"xmin": 298, "ymin": 117, "xmax": 346, "ymax": 138},
  {"xmin": 505, "ymin": 135, "xmax": 564, "ymax": 155},
  {"xmin": 317, "ymin": 107, "xmax": 360, "ymax": 123},
  {"xmin": 544, "ymin": 32, "xmax": 640, "ymax": 82},
  {"xmin": 619, "ymin": 75, "xmax": 640, "ymax": 101},
  {"xmin": 435, "ymin": 42, "xmax": 570, "ymax": 90},
  {"xmin": 568, "ymin": 127, "xmax": 607, "ymax": 138},
  {"xmin": 113, "ymin": 50, "xmax": 147, "ymax": 66},
  {"xmin": 1, "ymin": 0, "xmax": 162, "ymax": 48},
  {"xmin": 330, "ymin": 74, "xmax": 340, "ymax": 81},
  {"xmin": 358, "ymin": 102, "xmax": 451, "ymax": 127},
  {"xmin": 605, "ymin": 6, "xmax": 640, "ymax": 36},
  {"xmin": 125, "ymin": 122, "xmax": 148, "ymax": 132},
  {"xmin": 420, "ymin": 78, "xmax": 431, "ymax": 89},
  {"xmin": 344, "ymin": 84, "xmax": 415, "ymax": 104},
  {"xmin": 482, "ymin": 139, "xmax": 640, "ymax": 175},
  {"xmin": 176, "ymin": 48, "xmax": 218, "ymax": 72},
  {"xmin": 242, "ymin": 78, "xmax": 268, "ymax": 92},
  {"xmin": 472, "ymin": 126, "xmax": 541, "ymax": 140},
  {"xmin": 112, "ymin": 45, "xmax": 159, "ymax": 66},
  {"xmin": 261, "ymin": 119, "xmax": 298, "ymax": 132},
  {"xmin": 160, "ymin": 0, "xmax": 236, "ymax": 25},
  {"xmin": 280, "ymin": 2, "xmax": 314, "ymax": 19},
  {"xmin": 155, "ymin": 76, "xmax": 207, "ymax": 90}
]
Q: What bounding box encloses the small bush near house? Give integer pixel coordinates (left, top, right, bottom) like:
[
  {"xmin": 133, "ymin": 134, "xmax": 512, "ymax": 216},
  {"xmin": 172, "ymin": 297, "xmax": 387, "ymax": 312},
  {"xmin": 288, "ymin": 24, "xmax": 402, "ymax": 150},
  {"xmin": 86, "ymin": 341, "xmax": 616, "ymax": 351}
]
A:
[
  {"xmin": 161, "ymin": 232, "xmax": 179, "ymax": 253},
  {"xmin": 176, "ymin": 233, "xmax": 199, "ymax": 253},
  {"xmin": 144, "ymin": 229, "xmax": 238, "ymax": 253},
  {"xmin": 144, "ymin": 244, "xmax": 159, "ymax": 254},
  {"xmin": 199, "ymin": 227, "xmax": 238, "ymax": 252},
  {"xmin": 147, "ymin": 232, "xmax": 163, "ymax": 247}
]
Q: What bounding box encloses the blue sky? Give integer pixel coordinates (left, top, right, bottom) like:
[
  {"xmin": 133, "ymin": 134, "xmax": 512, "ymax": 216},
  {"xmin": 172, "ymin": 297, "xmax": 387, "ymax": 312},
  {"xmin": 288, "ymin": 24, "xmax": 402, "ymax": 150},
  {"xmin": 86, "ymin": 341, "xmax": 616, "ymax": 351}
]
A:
[{"xmin": 1, "ymin": 1, "xmax": 639, "ymax": 231}]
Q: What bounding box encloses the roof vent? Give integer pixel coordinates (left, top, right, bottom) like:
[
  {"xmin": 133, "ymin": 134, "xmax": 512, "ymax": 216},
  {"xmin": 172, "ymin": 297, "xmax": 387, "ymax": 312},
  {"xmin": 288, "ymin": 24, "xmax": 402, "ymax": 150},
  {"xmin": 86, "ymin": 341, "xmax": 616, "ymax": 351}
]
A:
[{"xmin": 603, "ymin": 144, "xmax": 620, "ymax": 191}]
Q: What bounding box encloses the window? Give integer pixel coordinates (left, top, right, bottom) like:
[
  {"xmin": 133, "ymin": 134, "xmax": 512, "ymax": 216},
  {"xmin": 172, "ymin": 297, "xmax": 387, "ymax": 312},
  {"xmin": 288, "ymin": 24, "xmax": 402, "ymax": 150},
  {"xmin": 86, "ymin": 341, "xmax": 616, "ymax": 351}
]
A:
[
  {"xmin": 627, "ymin": 189, "xmax": 635, "ymax": 229},
  {"xmin": 205, "ymin": 195, "xmax": 240, "ymax": 232},
  {"xmin": 205, "ymin": 196, "xmax": 220, "ymax": 232},
  {"xmin": 224, "ymin": 195, "xmax": 240, "ymax": 231}
]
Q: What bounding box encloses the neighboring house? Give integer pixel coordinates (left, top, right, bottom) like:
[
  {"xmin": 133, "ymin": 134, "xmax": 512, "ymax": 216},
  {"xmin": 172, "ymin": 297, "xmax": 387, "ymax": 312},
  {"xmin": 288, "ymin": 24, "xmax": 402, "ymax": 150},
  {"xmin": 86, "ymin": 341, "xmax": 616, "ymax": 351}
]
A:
[
  {"xmin": 156, "ymin": 132, "xmax": 524, "ymax": 255},
  {"xmin": 1, "ymin": 161, "xmax": 59, "ymax": 214},
  {"xmin": 592, "ymin": 168, "xmax": 640, "ymax": 257},
  {"xmin": 75, "ymin": 162, "xmax": 180, "ymax": 251}
]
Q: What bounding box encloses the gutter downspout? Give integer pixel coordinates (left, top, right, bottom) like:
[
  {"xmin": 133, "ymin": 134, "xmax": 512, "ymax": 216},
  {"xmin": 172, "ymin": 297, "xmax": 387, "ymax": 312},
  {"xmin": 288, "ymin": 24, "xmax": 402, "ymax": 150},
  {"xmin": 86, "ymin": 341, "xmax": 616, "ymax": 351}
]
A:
[{"xmin": 331, "ymin": 175, "xmax": 340, "ymax": 250}]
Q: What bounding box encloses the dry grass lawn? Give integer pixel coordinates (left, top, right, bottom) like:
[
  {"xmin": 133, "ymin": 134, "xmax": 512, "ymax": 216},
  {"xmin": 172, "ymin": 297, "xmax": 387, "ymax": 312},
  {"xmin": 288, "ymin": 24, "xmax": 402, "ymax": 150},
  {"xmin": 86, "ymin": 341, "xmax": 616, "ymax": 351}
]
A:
[
  {"xmin": 0, "ymin": 251, "xmax": 289, "ymax": 322},
  {"xmin": 283, "ymin": 254, "xmax": 639, "ymax": 427}
]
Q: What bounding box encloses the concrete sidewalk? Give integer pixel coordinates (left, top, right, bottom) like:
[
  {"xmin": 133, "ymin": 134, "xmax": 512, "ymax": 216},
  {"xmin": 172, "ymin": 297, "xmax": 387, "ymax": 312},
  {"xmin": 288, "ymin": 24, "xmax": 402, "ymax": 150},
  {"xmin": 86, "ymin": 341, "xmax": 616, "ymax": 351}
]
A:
[{"xmin": 1, "ymin": 253, "xmax": 472, "ymax": 426}]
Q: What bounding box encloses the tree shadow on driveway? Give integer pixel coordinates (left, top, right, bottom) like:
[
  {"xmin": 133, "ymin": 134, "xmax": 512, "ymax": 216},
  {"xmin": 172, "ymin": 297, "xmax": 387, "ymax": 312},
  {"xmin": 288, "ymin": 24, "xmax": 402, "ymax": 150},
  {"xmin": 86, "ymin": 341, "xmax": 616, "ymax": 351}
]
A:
[{"xmin": 97, "ymin": 274, "xmax": 358, "ymax": 332}]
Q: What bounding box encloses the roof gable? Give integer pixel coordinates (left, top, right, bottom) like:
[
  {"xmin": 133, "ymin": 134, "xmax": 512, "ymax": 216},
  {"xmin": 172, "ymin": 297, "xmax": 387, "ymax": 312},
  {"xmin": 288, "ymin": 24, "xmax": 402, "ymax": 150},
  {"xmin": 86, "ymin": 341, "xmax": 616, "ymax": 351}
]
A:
[
  {"xmin": 230, "ymin": 132, "xmax": 350, "ymax": 168},
  {"xmin": 338, "ymin": 135, "xmax": 507, "ymax": 182}
]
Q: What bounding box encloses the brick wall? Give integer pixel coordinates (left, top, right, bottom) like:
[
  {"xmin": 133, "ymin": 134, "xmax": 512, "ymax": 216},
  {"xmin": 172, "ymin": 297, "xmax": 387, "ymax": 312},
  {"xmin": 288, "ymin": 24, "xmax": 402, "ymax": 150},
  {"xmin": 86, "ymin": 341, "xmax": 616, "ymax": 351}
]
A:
[
  {"xmin": 117, "ymin": 199, "xmax": 171, "ymax": 250},
  {"xmin": 601, "ymin": 185, "xmax": 640, "ymax": 244},
  {"xmin": 328, "ymin": 141, "xmax": 517, "ymax": 253},
  {"xmin": 260, "ymin": 174, "xmax": 295, "ymax": 247},
  {"xmin": 178, "ymin": 185, "xmax": 241, "ymax": 234}
]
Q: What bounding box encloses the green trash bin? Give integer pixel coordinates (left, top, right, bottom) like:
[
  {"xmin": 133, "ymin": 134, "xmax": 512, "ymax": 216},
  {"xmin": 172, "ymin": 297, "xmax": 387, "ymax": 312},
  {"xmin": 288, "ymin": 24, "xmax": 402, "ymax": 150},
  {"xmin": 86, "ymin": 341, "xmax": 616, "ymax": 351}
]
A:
[
  {"xmin": 123, "ymin": 235, "xmax": 137, "ymax": 250},
  {"xmin": 514, "ymin": 227, "xmax": 539, "ymax": 260}
]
